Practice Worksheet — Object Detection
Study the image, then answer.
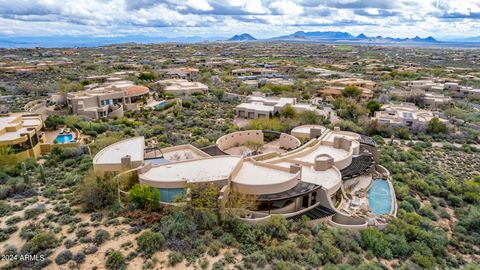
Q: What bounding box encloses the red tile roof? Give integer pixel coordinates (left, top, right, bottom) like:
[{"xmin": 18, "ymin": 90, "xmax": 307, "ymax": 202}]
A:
[{"xmin": 126, "ymin": 85, "xmax": 149, "ymax": 96}]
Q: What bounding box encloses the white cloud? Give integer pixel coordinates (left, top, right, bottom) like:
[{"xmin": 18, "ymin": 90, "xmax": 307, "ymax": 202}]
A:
[
  {"xmin": 0, "ymin": 0, "xmax": 477, "ymax": 39},
  {"xmin": 270, "ymin": 0, "xmax": 304, "ymax": 15}
]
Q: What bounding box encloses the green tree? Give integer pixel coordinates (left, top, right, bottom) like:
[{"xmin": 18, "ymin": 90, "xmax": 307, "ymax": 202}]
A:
[
  {"xmin": 341, "ymin": 85, "xmax": 362, "ymax": 98},
  {"xmin": 188, "ymin": 183, "xmax": 220, "ymax": 209},
  {"xmin": 366, "ymin": 100, "xmax": 382, "ymax": 114},
  {"xmin": 128, "ymin": 184, "xmax": 160, "ymax": 211},
  {"xmin": 427, "ymin": 117, "xmax": 447, "ymax": 134},
  {"xmin": 281, "ymin": 104, "xmax": 296, "ymax": 118},
  {"xmin": 138, "ymin": 72, "xmax": 155, "ymax": 81}
]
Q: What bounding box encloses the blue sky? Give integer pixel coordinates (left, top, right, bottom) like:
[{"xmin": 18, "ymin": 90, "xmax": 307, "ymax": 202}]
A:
[{"xmin": 0, "ymin": 0, "xmax": 479, "ymax": 39}]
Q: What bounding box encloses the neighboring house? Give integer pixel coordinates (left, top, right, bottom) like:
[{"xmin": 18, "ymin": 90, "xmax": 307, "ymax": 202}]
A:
[
  {"xmin": 318, "ymin": 86, "xmax": 373, "ymax": 101},
  {"xmin": 66, "ymin": 80, "xmax": 149, "ymax": 119},
  {"xmin": 371, "ymin": 103, "xmax": 449, "ymax": 131},
  {"xmin": 0, "ymin": 113, "xmax": 44, "ymax": 160},
  {"xmin": 422, "ymin": 93, "xmax": 453, "ymax": 109},
  {"xmin": 327, "ymin": 78, "xmax": 377, "ymax": 90},
  {"xmin": 231, "ymin": 68, "xmax": 285, "ymax": 80},
  {"xmin": 235, "ymin": 93, "xmax": 319, "ymax": 119},
  {"xmin": 160, "ymin": 67, "xmax": 199, "ymax": 80},
  {"xmin": 155, "ymin": 79, "xmax": 208, "ymax": 95}
]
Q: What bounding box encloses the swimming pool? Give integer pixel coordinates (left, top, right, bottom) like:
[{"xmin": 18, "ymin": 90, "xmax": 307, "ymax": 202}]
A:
[
  {"xmin": 144, "ymin": 157, "xmax": 170, "ymax": 166},
  {"xmin": 153, "ymin": 101, "xmax": 168, "ymax": 110},
  {"xmin": 368, "ymin": 179, "xmax": 392, "ymax": 216},
  {"xmin": 56, "ymin": 134, "xmax": 73, "ymax": 144}
]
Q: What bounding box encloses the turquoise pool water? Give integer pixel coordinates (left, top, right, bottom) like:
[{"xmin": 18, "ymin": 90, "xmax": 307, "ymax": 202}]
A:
[
  {"xmin": 56, "ymin": 134, "xmax": 73, "ymax": 144},
  {"xmin": 368, "ymin": 179, "xmax": 392, "ymax": 216},
  {"xmin": 154, "ymin": 101, "xmax": 168, "ymax": 110}
]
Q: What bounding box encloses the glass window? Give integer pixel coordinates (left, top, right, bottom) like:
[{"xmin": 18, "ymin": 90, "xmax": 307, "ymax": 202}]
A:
[{"xmin": 157, "ymin": 188, "xmax": 185, "ymax": 202}]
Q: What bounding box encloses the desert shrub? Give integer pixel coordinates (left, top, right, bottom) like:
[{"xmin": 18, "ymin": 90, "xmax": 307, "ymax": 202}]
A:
[
  {"xmin": 224, "ymin": 252, "xmax": 235, "ymax": 264},
  {"xmin": 24, "ymin": 207, "xmax": 45, "ymax": 219},
  {"xmin": 64, "ymin": 239, "xmax": 76, "ymax": 249},
  {"xmin": 83, "ymin": 244, "xmax": 98, "ymax": 254},
  {"xmin": 75, "ymin": 170, "xmax": 117, "ymax": 212},
  {"xmin": 55, "ymin": 250, "xmax": 73, "ymax": 265},
  {"xmin": 20, "ymin": 222, "xmax": 41, "ymax": 240},
  {"xmin": 106, "ymin": 250, "xmax": 126, "ymax": 270},
  {"xmin": 265, "ymin": 240, "xmax": 300, "ymax": 262},
  {"xmin": 243, "ymin": 251, "xmax": 267, "ymax": 268},
  {"xmin": 5, "ymin": 215, "xmax": 22, "ymax": 225},
  {"xmin": 419, "ymin": 205, "xmax": 438, "ymax": 221},
  {"xmin": 272, "ymin": 259, "xmax": 303, "ymax": 270},
  {"xmin": 90, "ymin": 211, "xmax": 103, "ymax": 222},
  {"xmin": 439, "ymin": 209, "xmax": 451, "ymax": 219},
  {"xmin": 0, "ymin": 201, "xmax": 11, "ymax": 217},
  {"xmin": 168, "ymin": 251, "xmax": 183, "ymax": 266},
  {"xmin": 21, "ymin": 232, "xmax": 57, "ymax": 254},
  {"xmin": 208, "ymin": 240, "xmax": 222, "ymax": 257},
  {"xmin": 261, "ymin": 215, "xmax": 289, "ymax": 240},
  {"xmin": 399, "ymin": 201, "xmax": 415, "ymax": 212},
  {"xmin": 136, "ymin": 230, "xmax": 164, "ymax": 257},
  {"xmin": 0, "ymin": 231, "xmax": 9, "ymax": 242},
  {"xmin": 3, "ymin": 226, "xmax": 18, "ymax": 234},
  {"xmin": 199, "ymin": 258, "xmax": 209, "ymax": 269},
  {"xmin": 76, "ymin": 228, "xmax": 90, "ymax": 238},
  {"xmin": 94, "ymin": 229, "xmax": 110, "ymax": 246},
  {"xmin": 73, "ymin": 251, "xmax": 86, "ymax": 264},
  {"xmin": 360, "ymin": 228, "xmax": 390, "ymax": 258},
  {"xmin": 41, "ymin": 186, "xmax": 58, "ymax": 198}
]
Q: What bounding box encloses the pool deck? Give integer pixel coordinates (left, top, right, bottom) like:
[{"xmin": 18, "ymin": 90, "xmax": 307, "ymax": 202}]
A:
[{"xmin": 45, "ymin": 129, "xmax": 76, "ymax": 143}]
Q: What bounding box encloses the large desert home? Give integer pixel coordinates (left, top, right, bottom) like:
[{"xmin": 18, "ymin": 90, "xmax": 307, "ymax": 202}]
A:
[
  {"xmin": 235, "ymin": 93, "xmax": 320, "ymax": 119},
  {"xmin": 318, "ymin": 78, "xmax": 375, "ymax": 101},
  {"xmin": 93, "ymin": 125, "xmax": 396, "ymax": 229},
  {"xmin": 0, "ymin": 113, "xmax": 44, "ymax": 160},
  {"xmin": 65, "ymin": 80, "xmax": 150, "ymax": 119},
  {"xmin": 155, "ymin": 79, "xmax": 208, "ymax": 95},
  {"xmin": 0, "ymin": 113, "xmax": 85, "ymax": 162},
  {"xmin": 371, "ymin": 103, "xmax": 449, "ymax": 131}
]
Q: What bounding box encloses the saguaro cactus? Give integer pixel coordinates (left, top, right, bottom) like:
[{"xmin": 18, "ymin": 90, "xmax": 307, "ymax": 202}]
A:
[
  {"xmin": 21, "ymin": 162, "xmax": 29, "ymax": 184},
  {"xmin": 38, "ymin": 164, "xmax": 46, "ymax": 184}
]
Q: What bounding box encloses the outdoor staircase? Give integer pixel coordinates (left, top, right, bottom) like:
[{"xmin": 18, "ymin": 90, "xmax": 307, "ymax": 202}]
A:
[{"xmin": 287, "ymin": 205, "xmax": 336, "ymax": 222}]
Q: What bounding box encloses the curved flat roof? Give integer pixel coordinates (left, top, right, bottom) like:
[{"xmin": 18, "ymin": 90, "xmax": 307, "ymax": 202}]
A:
[
  {"xmin": 291, "ymin": 125, "xmax": 326, "ymax": 135},
  {"xmin": 300, "ymin": 167, "xmax": 341, "ymax": 190},
  {"xmin": 295, "ymin": 144, "xmax": 349, "ymax": 162},
  {"xmin": 140, "ymin": 156, "xmax": 242, "ymax": 184},
  {"xmin": 93, "ymin": 137, "xmax": 144, "ymax": 165},
  {"xmin": 273, "ymin": 161, "xmax": 341, "ymax": 190},
  {"xmin": 232, "ymin": 161, "xmax": 296, "ymax": 186}
]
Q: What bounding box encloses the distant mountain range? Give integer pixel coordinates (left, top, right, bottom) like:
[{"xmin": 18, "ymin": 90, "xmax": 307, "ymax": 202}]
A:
[
  {"xmin": 463, "ymin": 36, "xmax": 480, "ymax": 42},
  {"xmin": 266, "ymin": 31, "xmax": 437, "ymax": 43},
  {"xmin": 2, "ymin": 30, "xmax": 480, "ymax": 48},
  {"xmin": 228, "ymin": 33, "xmax": 256, "ymax": 41}
]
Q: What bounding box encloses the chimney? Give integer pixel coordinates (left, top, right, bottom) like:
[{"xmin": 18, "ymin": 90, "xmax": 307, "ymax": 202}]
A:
[
  {"xmin": 289, "ymin": 164, "xmax": 302, "ymax": 174},
  {"xmin": 314, "ymin": 154, "xmax": 333, "ymax": 171},
  {"xmin": 121, "ymin": 155, "xmax": 132, "ymax": 170}
]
